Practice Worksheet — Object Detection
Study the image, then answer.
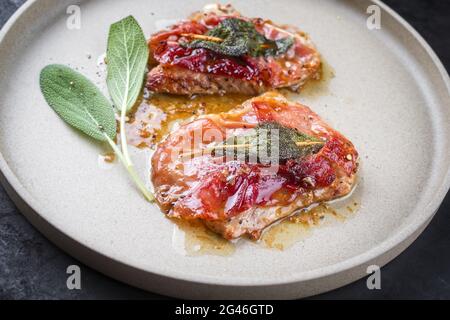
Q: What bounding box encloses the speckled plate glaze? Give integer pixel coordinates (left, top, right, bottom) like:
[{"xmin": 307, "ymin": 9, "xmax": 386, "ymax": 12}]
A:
[{"xmin": 0, "ymin": 0, "xmax": 449, "ymax": 299}]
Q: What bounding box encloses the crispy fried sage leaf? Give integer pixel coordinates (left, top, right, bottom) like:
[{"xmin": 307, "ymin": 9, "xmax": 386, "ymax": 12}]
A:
[
  {"xmin": 184, "ymin": 18, "xmax": 294, "ymax": 57},
  {"xmin": 263, "ymin": 37, "xmax": 294, "ymax": 57},
  {"xmin": 39, "ymin": 64, "xmax": 116, "ymax": 141},
  {"xmin": 215, "ymin": 122, "xmax": 325, "ymax": 164}
]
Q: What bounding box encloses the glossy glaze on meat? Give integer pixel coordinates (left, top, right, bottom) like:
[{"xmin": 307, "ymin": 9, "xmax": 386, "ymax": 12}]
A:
[
  {"xmin": 146, "ymin": 4, "xmax": 321, "ymax": 95},
  {"xmin": 151, "ymin": 92, "xmax": 359, "ymax": 239}
]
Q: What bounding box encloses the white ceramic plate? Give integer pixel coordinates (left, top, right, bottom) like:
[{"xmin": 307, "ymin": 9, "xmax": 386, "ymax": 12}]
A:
[{"xmin": 0, "ymin": 0, "xmax": 449, "ymax": 299}]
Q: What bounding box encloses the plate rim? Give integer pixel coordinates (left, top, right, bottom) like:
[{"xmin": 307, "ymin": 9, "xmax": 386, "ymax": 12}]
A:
[{"xmin": 0, "ymin": 0, "xmax": 449, "ymax": 290}]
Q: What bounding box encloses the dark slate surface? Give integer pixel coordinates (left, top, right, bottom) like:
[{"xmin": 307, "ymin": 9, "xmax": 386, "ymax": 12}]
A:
[{"xmin": 0, "ymin": 0, "xmax": 449, "ymax": 300}]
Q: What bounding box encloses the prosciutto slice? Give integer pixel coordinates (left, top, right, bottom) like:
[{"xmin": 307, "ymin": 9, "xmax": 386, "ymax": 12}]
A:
[
  {"xmin": 146, "ymin": 4, "xmax": 321, "ymax": 95},
  {"xmin": 151, "ymin": 92, "xmax": 359, "ymax": 239}
]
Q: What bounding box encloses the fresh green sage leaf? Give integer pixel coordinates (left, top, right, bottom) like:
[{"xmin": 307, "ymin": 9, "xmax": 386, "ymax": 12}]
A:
[
  {"xmin": 106, "ymin": 15, "xmax": 149, "ymax": 111},
  {"xmin": 39, "ymin": 64, "xmax": 117, "ymax": 141}
]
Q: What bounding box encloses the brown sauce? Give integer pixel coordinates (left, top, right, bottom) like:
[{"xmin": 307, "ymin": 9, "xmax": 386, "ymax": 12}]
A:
[
  {"xmin": 261, "ymin": 193, "xmax": 360, "ymax": 251},
  {"xmin": 282, "ymin": 59, "xmax": 335, "ymax": 100},
  {"xmin": 172, "ymin": 219, "xmax": 236, "ymax": 256},
  {"xmin": 125, "ymin": 92, "xmax": 250, "ymax": 149},
  {"xmin": 120, "ymin": 58, "xmax": 335, "ymax": 149},
  {"xmin": 171, "ymin": 191, "xmax": 360, "ymax": 256}
]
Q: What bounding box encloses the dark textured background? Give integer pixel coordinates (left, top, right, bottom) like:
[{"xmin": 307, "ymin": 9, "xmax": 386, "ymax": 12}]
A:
[{"xmin": 0, "ymin": 0, "xmax": 449, "ymax": 300}]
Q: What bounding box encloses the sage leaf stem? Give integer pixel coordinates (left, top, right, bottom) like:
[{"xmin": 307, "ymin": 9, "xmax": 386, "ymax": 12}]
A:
[
  {"xmin": 104, "ymin": 134, "xmax": 154, "ymax": 202},
  {"xmin": 106, "ymin": 16, "xmax": 152, "ymax": 201},
  {"xmin": 106, "ymin": 15, "xmax": 150, "ymax": 195}
]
